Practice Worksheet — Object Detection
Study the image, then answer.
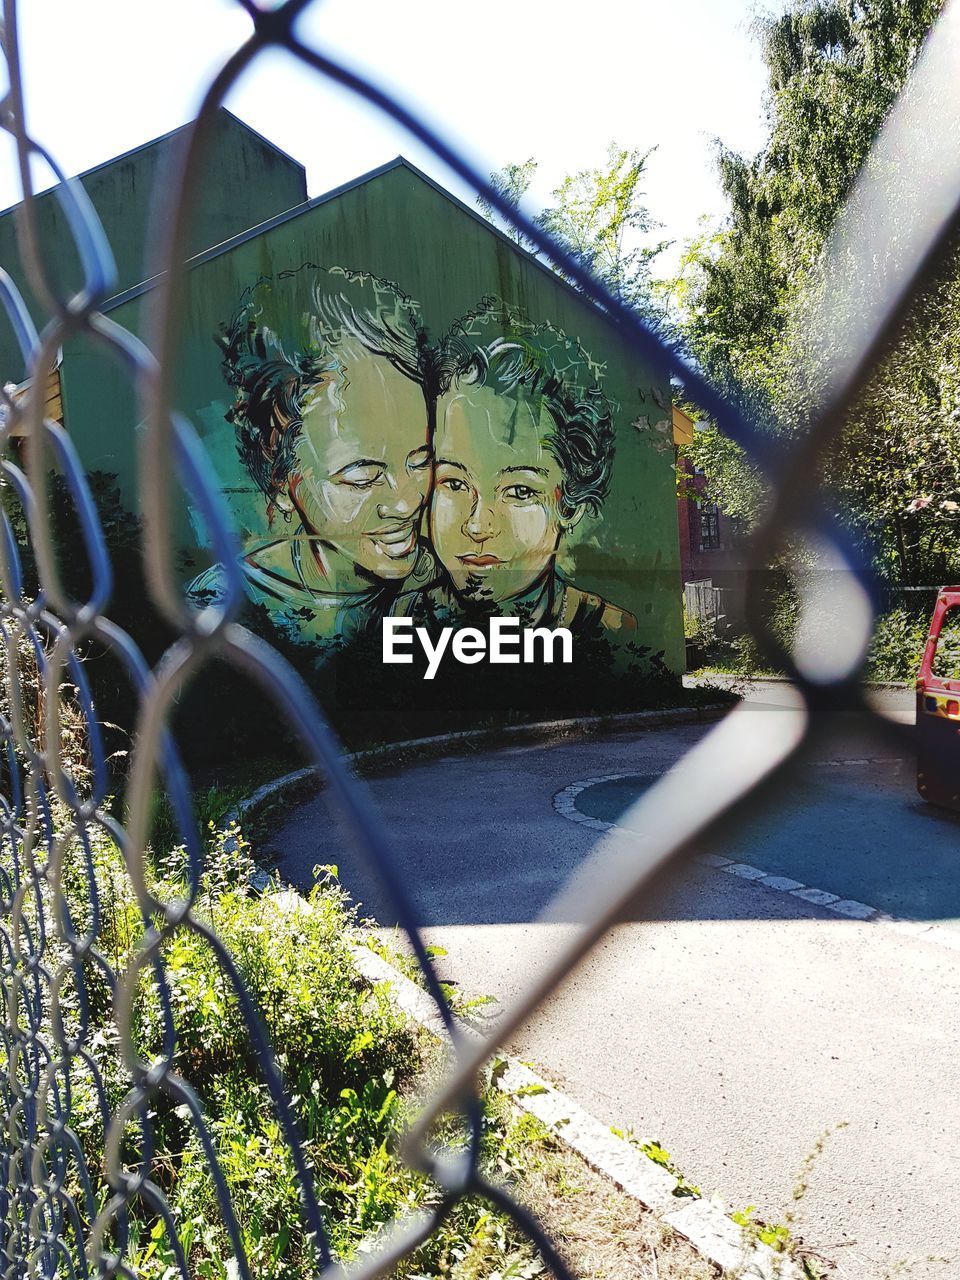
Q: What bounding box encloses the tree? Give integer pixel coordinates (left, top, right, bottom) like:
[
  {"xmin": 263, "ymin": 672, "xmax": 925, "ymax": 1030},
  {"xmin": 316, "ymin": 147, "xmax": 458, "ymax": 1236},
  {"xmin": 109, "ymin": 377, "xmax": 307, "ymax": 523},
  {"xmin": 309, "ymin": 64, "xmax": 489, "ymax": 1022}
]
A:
[
  {"xmin": 478, "ymin": 144, "xmax": 667, "ymax": 320},
  {"xmin": 679, "ymin": 418, "xmax": 769, "ymax": 528},
  {"xmin": 536, "ymin": 143, "xmax": 667, "ymax": 318},
  {"xmin": 475, "ymin": 157, "xmax": 539, "ymax": 250},
  {"xmin": 675, "ymin": 0, "xmax": 958, "ymax": 586}
]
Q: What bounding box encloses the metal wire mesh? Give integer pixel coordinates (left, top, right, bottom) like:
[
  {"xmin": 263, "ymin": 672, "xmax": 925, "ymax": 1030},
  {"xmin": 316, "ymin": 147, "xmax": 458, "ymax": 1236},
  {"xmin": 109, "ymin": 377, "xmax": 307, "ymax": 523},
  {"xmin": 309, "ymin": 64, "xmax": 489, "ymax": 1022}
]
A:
[{"xmin": 0, "ymin": 0, "xmax": 958, "ymax": 1275}]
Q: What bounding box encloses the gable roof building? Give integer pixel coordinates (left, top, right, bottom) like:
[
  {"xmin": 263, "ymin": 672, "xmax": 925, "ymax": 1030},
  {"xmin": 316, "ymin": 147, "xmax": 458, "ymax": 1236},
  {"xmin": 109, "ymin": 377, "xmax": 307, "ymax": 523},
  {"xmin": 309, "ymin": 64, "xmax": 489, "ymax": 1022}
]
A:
[
  {"xmin": 0, "ymin": 109, "xmax": 307, "ymax": 382},
  {"xmin": 2, "ymin": 111, "xmax": 684, "ymax": 679}
]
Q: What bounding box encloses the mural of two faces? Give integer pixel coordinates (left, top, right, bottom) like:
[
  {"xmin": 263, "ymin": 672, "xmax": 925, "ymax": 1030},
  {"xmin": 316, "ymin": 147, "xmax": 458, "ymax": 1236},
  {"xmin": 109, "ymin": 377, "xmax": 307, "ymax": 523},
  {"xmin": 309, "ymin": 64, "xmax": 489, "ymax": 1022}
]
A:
[{"xmin": 188, "ymin": 265, "xmax": 638, "ymax": 659}]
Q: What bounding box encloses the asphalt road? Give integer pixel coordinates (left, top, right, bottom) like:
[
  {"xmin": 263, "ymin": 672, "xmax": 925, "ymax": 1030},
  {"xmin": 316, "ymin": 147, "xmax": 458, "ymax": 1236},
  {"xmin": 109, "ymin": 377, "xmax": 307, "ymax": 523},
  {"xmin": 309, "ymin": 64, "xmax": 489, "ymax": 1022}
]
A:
[{"xmin": 269, "ymin": 683, "xmax": 960, "ymax": 1279}]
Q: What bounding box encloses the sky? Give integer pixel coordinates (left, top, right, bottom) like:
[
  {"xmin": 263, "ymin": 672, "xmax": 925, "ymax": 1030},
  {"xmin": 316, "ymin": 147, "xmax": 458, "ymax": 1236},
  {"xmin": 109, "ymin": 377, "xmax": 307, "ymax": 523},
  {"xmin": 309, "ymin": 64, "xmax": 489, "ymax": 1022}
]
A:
[{"xmin": 0, "ymin": 0, "xmax": 775, "ymax": 277}]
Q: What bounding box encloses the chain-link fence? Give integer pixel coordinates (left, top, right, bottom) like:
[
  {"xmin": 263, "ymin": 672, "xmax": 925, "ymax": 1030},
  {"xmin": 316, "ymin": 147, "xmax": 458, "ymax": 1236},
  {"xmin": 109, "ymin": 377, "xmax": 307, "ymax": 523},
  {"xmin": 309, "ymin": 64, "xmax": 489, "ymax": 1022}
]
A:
[{"xmin": 1, "ymin": 0, "xmax": 959, "ymax": 1276}]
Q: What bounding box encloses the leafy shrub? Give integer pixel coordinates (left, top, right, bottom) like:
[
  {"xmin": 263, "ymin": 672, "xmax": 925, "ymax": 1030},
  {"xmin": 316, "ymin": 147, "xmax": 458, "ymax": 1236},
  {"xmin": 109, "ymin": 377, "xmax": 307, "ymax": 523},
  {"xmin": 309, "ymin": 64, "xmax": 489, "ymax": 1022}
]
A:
[
  {"xmin": 698, "ymin": 599, "xmax": 936, "ymax": 684},
  {"xmin": 865, "ymin": 608, "xmax": 928, "ymax": 681},
  {"xmin": 931, "ymin": 608, "xmax": 960, "ymax": 679},
  {"xmin": 29, "ymin": 817, "xmax": 546, "ymax": 1278}
]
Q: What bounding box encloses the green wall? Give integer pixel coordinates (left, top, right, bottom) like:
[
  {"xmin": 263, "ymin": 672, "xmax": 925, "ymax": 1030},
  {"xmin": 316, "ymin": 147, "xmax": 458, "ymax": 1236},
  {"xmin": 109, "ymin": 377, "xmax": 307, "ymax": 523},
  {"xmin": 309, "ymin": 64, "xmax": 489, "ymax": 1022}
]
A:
[
  {"xmin": 61, "ymin": 160, "xmax": 684, "ymax": 674},
  {"xmin": 0, "ymin": 110, "xmax": 306, "ymax": 382}
]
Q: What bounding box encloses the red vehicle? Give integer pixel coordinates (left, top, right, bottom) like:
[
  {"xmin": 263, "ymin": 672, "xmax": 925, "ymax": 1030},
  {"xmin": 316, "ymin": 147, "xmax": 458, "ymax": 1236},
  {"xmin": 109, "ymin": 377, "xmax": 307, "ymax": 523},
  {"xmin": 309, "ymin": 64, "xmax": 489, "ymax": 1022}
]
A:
[{"xmin": 917, "ymin": 587, "xmax": 960, "ymax": 812}]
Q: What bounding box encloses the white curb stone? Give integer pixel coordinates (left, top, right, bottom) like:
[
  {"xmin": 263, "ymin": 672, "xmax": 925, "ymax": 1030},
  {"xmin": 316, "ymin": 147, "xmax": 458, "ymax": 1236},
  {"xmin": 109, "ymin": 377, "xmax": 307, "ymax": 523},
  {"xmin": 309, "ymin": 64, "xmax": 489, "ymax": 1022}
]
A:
[
  {"xmin": 348, "ymin": 940, "xmax": 804, "ymax": 1279},
  {"xmin": 229, "ymin": 721, "xmax": 819, "ymax": 1280},
  {"xmin": 831, "ymin": 898, "xmax": 877, "ymax": 920},
  {"xmin": 726, "ymin": 863, "xmax": 769, "ymax": 881},
  {"xmin": 553, "ymin": 774, "xmax": 960, "ymax": 954},
  {"xmin": 759, "ymin": 876, "xmax": 805, "ymax": 892},
  {"xmin": 790, "ymin": 887, "xmax": 840, "ymax": 906},
  {"xmin": 664, "ymin": 1198, "xmax": 800, "ymax": 1279}
]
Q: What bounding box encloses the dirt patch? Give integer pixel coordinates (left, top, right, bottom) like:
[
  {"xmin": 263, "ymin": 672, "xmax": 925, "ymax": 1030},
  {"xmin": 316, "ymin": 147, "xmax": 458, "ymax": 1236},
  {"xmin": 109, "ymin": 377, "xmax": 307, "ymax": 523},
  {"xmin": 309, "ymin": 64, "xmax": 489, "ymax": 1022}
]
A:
[{"xmin": 509, "ymin": 1114, "xmax": 718, "ymax": 1279}]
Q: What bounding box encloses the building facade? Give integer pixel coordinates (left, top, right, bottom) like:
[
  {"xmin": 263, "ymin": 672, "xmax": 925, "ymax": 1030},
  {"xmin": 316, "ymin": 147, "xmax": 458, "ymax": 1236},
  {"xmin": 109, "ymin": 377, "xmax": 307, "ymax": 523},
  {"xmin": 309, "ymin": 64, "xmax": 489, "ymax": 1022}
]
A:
[
  {"xmin": 3, "ymin": 112, "xmax": 685, "ymax": 726},
  {"xmin": 674, "ymin": 407, "xmax": 750, "ymax": 632}
]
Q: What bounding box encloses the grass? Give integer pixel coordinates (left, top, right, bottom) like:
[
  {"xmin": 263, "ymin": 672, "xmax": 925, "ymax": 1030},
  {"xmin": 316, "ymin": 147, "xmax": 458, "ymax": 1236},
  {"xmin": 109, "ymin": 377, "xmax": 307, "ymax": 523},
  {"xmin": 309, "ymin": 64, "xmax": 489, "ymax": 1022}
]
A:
[
  {"xmin": 22, "ymin": 802, "xmax": 731, "ymax": 1279},
  {"xmin": 365, "ymin": 932, "xmax": 725, "ymax": 1279},
  {"xmin": 503, "ymin": 1111, "xmax": 717, "ymax": 1280},
  {"xmin": 364, "ymin": 935, "xmax": 866, "ymax": 1280},
  {"xmin": 37, "ymin": 817, "xmax": 518, "ymax": 1275},
  {"xmin": 686, "ymin": 603, "xmax": 960, "ymax": 685},
  {"xmin": 395, "ymin": 1046, "xmax": 723, "ymax": 1280}
]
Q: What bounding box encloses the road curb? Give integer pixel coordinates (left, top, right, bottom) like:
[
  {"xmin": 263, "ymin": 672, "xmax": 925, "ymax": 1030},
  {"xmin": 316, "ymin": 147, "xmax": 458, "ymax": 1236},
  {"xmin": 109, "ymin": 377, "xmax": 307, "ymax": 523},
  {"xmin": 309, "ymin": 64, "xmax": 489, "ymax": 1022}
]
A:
[
  {"xmin": 235, "ymin": 701, "xmax": 732, "ymax": 838},
  {"xmin": 350, "ymin": 941, "xmax": 802, "ymax": 1279},
  {"xmin": 691, "ymin": 671, "xmax": 912, "ymax": 691},
  {"xmin": 260, "ymin": 885, "xmax": 801, "ymax": 1274},
  {"xmin": 250, "ymin": 879, "xmax": 802, "ymax": 1275},
  {"xmin": 554, "ymin": 773, "xmax": 960, "ymax": 955},
  {"xmin": 228, "ymin": 701, "xmax": 810, "ymax": 1277}
]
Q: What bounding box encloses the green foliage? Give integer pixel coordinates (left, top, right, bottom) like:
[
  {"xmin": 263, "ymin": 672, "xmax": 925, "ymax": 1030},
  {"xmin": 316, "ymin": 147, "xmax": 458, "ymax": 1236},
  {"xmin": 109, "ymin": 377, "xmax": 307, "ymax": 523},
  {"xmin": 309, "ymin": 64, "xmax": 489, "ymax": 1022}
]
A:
[
  {"xmin": 695, "ymin": 598, "xmax": 936, "ymax": 683},
  {"xmin": 608, "ymin": 1129, "xmax": 700, "ymax": 1198},
  {"xmin": 673, "ymin": 0, "xmax": 959, "ymax": 588},
  {"xmin": 637, "ymin": 1140, "xmax": 700, "ymax": 1199},
  {"xmin": 860, "ymin": 604, "xmax": 957, "ymax": 686},
  {"xmin": 679, "ymin": 0, "xmax": 945, "ymax": 394},
  {"xmin": 535, "ymin": 143, "xmax": 668, "ymax": 318},
  {"xmin": 730, "ymin": 1121, "xmax": 850, "ymax": 1278},
  {"xmin": 687, "ymin": 577, "xmax": 799, "ymax": 677},
  {"xmin": 479, "ymin": 144, "xmax": 667, "ymax": 320},
  {"xmin": 731, "ymin": 1203, "xmax": 794, "ymax": 1253},
  {"xmin": 824, "ymin": 284, "xmax": 960, "ymax": 586},
  {"xmin": 476, "ymin": 158, "xmax": 539, "ymax": 249},
  {"xmin": 680, "ymin": 419, "xmax": 769, "ymax": 530},
  {"xmin": 932, "ymin": 608, "xmax": 960, "ymax": 678},
  {"xmin": 864, "ymin": 606, "xmax": 929, "ymax": 680},
  {"xmin": 365, "ymin": 934, "xmax": 499, "ymax": 1024},
  {"xmin": 39, "ymin": 820, "xmax": 550, "ymax": 1278}
]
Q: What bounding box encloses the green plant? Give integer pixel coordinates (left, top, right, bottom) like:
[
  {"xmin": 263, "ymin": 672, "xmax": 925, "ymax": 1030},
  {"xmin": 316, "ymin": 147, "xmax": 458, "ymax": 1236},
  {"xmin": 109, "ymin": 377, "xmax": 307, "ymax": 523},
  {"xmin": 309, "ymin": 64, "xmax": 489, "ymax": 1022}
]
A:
[
  {"xmin": 731, "ymin": 1205, "xmax": 833, "ymax": 1278},
  {"xmin": 609, "ymin": 1130, "xmax": 700, "ymax": 1199},
  {"xmin": 20, "ymin": 807, "xmax": 564, "ymax": 1278},
  {"xmin": 364, "ymin": 932, "xmax": 499, "ymax": 1024},
  {"xmin": 730, "ymin": 1204, "xmax": 793, "ymax": 1253},
  {"xmin": 671, "ymin": 0, "xmax": 959, "ymax": 592},
  {"xmin": 865, "ymin": 608, "xmax": 929, "ymax": 682},
  {"xmin": 683, "ymin": 607, "xmax": 719, "ymax": 651},
  {"xmin": 732, "ymin": 1121, "xmax": 849, "ymax": 1279}
]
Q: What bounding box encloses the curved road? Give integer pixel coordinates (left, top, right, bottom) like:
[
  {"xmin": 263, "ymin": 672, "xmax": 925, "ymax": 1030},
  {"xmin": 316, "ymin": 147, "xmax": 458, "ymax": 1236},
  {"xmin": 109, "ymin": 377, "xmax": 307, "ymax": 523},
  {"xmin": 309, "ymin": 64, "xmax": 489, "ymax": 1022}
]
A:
[{"xmin": 269, "ymin": 684, "xmax": 960, "ymax": 1279}]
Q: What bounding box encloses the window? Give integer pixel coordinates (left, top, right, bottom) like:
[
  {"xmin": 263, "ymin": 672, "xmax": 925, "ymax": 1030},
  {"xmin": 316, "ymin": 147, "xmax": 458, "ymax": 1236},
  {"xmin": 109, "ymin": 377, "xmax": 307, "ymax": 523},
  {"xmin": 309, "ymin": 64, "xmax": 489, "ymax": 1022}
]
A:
[
  {"xmin": 698, "ymin": 503, "xmax": 721, "ymax": 551},
  {"xmin": 0, "ymin": 363, "xmax": 63, "ymax": 437}
]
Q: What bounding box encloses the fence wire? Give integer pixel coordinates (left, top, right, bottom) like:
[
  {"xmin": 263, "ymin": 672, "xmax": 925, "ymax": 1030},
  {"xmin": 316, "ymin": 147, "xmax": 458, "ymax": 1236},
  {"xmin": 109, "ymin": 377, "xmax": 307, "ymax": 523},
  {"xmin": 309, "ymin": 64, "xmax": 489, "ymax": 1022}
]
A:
[{"xmin": 0, "ymin": 0, "xmax": 957, "ymax": 1276}]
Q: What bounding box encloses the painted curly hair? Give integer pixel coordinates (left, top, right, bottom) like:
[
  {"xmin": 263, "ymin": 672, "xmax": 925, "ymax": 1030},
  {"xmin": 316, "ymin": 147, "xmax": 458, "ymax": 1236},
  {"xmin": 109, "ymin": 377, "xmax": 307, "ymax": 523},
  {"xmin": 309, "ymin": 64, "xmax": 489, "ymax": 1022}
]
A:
[
  {"xmin": 435, "ymin": 307, "xmax": 615, "ymax": 523},
  {"xmin": 217, "ymin": 265, "xmax": 429, "ymax": 512}
]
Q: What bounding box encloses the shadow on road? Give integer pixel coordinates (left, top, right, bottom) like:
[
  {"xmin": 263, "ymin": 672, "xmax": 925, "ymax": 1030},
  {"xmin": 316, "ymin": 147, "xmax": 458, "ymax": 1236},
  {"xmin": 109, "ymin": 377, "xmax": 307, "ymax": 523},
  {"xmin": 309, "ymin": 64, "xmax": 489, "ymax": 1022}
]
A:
[{"xmin": 267, "ymin": 701, "xmax": 960, "ymax": 929}]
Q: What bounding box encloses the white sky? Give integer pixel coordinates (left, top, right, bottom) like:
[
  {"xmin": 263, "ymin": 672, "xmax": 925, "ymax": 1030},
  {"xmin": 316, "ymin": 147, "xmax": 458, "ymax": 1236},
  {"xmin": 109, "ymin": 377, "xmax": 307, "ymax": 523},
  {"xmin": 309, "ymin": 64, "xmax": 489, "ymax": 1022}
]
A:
[{"xmin": 0, "ymin": 0, "xmax": 775, "ymax": 277}]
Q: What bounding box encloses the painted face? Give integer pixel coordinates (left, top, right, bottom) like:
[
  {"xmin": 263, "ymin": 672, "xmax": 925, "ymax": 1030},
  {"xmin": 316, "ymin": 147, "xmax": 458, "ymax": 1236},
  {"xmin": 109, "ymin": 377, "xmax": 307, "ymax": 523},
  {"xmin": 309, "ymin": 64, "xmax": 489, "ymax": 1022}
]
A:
[
  {"xmin": 431, "ymin": 380, "xmax": 570, "ymax": 604},
  {"xmin": 288, "ymin": 341, "xmax": 431, "ymax": 585}
]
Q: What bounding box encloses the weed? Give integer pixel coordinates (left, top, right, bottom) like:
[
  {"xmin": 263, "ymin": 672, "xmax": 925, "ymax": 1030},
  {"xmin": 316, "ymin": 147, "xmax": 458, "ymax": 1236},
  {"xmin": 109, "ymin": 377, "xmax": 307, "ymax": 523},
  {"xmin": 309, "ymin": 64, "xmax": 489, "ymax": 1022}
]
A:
[
  {"xmin": 508, "ymin": 1113, "xmax": 715, "ymax": 1280},
  {"xmin": 609, "ymin": 1129, "xmax": 700, "ymax": 1199},
  {"xmin": 20, "ymin": 811, "xmax": 557, "ymax": 1277},
  {"xmin": 731, "ymin": 1204, "xmax": 794, "ymax": 1253},
  {"xmin": 363, "ymin": 930, "xmax": 500, "ymax": 1025},
  {"xmin": 732, "ymin": 1121, "xmax": 850, "ymax": 1278}
]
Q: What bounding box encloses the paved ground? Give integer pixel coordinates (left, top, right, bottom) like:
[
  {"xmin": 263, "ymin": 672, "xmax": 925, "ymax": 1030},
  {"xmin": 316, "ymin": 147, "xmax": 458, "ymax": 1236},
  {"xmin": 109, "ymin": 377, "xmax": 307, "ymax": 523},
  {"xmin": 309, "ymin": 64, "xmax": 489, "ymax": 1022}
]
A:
[{"xmin": 268, "ymin": 684, "xmax": 960, "ymax": 1279}]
